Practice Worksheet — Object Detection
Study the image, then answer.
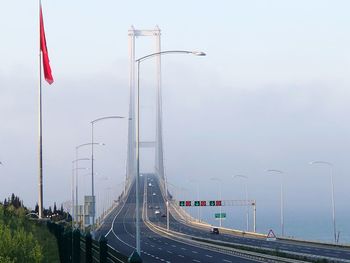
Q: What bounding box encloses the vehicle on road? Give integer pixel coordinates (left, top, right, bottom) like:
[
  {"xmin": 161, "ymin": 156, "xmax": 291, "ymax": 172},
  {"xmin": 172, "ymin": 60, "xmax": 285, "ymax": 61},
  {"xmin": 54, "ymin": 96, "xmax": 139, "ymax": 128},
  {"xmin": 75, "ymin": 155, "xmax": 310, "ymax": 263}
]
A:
[
  {"xmin": 154, "ymin": 210, "xmax": 160, "ymax": 215},
  {"xmin": 161, "ymin": 213, "xmax": 166, "ymax": 217},
  {"xmin": 210, "ymin": 227, "xmax": 219, "ymax": 234}
]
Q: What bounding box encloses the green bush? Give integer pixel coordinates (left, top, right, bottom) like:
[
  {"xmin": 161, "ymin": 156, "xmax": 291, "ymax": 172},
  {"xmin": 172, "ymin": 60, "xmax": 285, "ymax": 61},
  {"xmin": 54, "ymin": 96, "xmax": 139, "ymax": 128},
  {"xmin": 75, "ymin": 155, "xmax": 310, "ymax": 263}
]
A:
[
  {"xmin": 0, "ymin": 224, "xmax": 42, "ymax": 262},
  {"xmin": 0, "ymin": 204, "xmax": 59, "ymax": 263}
]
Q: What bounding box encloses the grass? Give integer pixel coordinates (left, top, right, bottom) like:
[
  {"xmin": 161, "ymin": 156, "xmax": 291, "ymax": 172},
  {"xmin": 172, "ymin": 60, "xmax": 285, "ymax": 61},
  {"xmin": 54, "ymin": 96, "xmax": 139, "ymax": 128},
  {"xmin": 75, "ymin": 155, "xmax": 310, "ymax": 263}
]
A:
[
  {"xmin": 0, "ymin": 205, "xmax": 60, "ymax": 263},
  {"xmin": 30, "ymin": 220, "xmax": 60, "ymax": 263}
]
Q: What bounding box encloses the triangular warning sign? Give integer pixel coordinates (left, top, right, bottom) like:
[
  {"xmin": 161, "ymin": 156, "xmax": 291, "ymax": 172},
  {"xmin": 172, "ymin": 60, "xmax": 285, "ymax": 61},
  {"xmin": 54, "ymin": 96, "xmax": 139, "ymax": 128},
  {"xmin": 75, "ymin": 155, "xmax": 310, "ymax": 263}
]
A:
[{"xmin": 266, "ymin": 229, "xmax": 276, "ymax": 241}]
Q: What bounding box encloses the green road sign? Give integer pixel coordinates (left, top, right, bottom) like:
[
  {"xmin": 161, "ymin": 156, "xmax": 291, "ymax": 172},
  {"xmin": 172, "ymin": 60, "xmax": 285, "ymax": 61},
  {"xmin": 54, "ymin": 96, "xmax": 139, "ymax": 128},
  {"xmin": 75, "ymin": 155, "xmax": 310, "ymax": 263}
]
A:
[
  {"xmin": 194, "ymin": 201, "xmax": 200, "ymax": 206},
  {"xmin": 215, "ymin": 213, "xmax": 226, "ymax": 219},
  {"xmin": 179, "ymin": 201, "xmax": 185, "ymax": 206}
]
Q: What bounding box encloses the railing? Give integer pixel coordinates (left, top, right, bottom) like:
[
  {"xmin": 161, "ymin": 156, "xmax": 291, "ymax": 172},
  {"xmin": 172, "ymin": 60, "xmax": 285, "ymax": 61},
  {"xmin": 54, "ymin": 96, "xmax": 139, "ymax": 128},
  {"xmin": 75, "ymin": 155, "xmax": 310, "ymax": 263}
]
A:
[{"xmin": 47, "ymin": 221, "xmax": 128, "ymax": 263}]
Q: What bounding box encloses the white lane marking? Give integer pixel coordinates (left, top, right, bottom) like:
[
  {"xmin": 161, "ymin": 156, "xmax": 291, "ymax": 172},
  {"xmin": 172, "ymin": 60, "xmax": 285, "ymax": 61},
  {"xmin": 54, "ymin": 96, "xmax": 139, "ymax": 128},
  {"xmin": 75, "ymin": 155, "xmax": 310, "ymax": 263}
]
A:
[
  {"xmin": 178, "ymin": 255, "xmax": 184, "ymax": 258},
  {"xmin": 105, "ymin": 198, "xmax": 135, "ymax": 250},
  {"xmin": 158, "ymin": 247, "xmax": 163, "ymax": 250},
  {"xmin": 181, "ymin": 247, "xmax": 186, "ymax": 250},
  {"xmin": 223, "ymin": 260, "xmax": 232, "ymax": 263},
  {"xmin": 192, "ymin": 250, "xmax": 198, "ymax": 254},
  {"xmin": 193, "ymin": 260, "xmax": 201, "ymax": 263},
  {"xmin": 171, "ymin": 245, "xmax": 176, "ymax": 248},
  {"xmin": 206, "ymin": 255, "xmax": 213, "ymax": 258},
  {"xmin": 151, "ymin": 245, "xmax": 155, "ymax": 248},
  {"xmin": 167, "ymin": 250, "xmax": 173, "ymax": 254}
]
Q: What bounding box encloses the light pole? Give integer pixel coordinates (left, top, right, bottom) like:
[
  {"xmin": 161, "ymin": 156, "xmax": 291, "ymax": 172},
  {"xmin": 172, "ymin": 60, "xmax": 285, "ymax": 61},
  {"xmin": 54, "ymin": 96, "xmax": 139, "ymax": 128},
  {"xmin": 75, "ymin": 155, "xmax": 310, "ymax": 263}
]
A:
[
  {"xmin": 309, "ymin": 161, "xmax": 337, "ymax": 243},
  {"xmin": 267, "ymin": 169, "xmax": 284, "ymax": 236},
  {"xmin": 210, "ymin": 177, "xmax": 222, "ymax": 227},
  {"xmin": 135, "ymin": 50, "xmax": 205, "ymax": 256},
  {"xmin": 188, "ymin": 178, "xmax": 201, "ymax": 222},
  {"xmin": 76, "ymin": 142, "xmax": 104, "ymax": 227},
  {"xmin": 71, "ymin": 163, "xmax": 89, "ymax": 227},
  {"xmin": 234, "ymin": 175, "xmax": 249, "ymax": 232},
  {"xmin": 90, "ymin": 116, "xmax": 124, "ymax": 227}
]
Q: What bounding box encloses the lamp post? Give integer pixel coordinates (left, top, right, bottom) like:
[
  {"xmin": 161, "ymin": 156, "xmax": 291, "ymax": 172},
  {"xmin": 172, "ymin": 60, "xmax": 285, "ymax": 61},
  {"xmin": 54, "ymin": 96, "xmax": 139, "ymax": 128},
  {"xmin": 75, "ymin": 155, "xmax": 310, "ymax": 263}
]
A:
[
  {"xmin": 210, "ymin": 177, "xmax": 222, "ymax": 227},
  {"xmin": 309, "ymin": 161, "xmax": 337, "ymax": 243},
  {"xmin": 188, "ymin": 178, "xmax": 201, "ymax": 222},
  {"xmin": 234, "ymin": 175, "xmax": 249, "ymax": 232},
  {"xmin": 90, "ymin": 116, "xmax": 124, "ymax": 227},
  {"xmin": 71, "ymin": 163, "xmax": 89, "ymax": 227},
  {"xmin": 76, "ymin": 142, "xmax": 104, "ymax": 226},
  {"xmin": 267, "ymin": 169, "xmax": 284, "ymax": 236},
  {"xmin": 134, "ymin": 50, "xmax": 205, "ymax": 256}
]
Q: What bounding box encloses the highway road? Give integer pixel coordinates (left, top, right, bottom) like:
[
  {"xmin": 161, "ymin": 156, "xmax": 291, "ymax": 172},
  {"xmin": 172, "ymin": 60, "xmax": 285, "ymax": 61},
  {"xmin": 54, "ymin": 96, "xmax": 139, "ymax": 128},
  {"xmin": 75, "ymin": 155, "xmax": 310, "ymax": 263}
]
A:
[
  {"xmin": 146, "ymin": 174, "xmax": 350, "ymax": 261},
  {"xmin": 97, "ymin": 175, "xmax": 264, "ymax": 262}
]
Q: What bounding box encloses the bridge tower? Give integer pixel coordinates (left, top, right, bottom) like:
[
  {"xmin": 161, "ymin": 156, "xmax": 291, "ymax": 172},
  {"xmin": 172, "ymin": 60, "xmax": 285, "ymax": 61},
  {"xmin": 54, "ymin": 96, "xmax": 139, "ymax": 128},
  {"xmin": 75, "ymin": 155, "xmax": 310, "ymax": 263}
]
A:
[{"xmin": 126, "ymin": 26, "xmax": 166, "ymax": 193}]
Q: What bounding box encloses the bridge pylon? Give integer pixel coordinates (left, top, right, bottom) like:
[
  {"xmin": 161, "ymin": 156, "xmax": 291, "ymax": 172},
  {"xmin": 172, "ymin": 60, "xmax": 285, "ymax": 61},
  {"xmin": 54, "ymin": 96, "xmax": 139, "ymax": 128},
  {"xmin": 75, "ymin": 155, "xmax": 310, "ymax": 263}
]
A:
[{"xmin": 126, "ymin": 26, "xmax": 166, "ymax": 194}]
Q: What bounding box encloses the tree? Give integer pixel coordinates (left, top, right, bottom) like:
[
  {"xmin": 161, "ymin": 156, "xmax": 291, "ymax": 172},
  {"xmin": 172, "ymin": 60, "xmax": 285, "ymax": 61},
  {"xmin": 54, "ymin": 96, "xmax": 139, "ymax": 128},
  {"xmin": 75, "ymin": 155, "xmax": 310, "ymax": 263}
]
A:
[
  {"xmin": 48, "ymin": 206, "xmax": 52, "ymax": 216},
  {"xmin": 60, "ymin": 204, "xmax": 64, "ymax": 215},
  {"xmin": 53, "ymin": 202, "xmax": 57, "ymax": 214}
]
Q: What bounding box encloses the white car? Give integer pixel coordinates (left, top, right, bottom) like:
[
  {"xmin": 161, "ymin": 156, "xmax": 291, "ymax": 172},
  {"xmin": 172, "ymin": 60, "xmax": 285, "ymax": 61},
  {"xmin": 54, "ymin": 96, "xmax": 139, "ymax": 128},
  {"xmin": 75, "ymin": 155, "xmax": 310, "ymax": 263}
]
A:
[
  {"xmin": 152, "ymin": 193, "xmax": 156, "ymax": 196},
  {"xmin": 154, "ymin": 210, "xmax": 160, "ymax": 215}
]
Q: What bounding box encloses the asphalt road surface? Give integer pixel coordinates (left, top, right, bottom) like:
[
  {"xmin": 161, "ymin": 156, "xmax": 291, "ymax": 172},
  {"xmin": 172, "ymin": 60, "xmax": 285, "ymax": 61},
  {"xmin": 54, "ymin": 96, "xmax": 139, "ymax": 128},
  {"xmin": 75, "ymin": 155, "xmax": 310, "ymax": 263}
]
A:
[{"xmin": 97, "ymin": 175, "xmax": 262, "ymax": 262}]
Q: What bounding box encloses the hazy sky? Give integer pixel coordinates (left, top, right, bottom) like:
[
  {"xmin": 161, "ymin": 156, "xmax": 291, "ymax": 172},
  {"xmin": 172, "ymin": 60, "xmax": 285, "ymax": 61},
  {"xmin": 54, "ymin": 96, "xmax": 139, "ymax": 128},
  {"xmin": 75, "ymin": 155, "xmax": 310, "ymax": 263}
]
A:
[{"xmin": 1, "ymin": 0, "xmax": 350, "ymax": 237}]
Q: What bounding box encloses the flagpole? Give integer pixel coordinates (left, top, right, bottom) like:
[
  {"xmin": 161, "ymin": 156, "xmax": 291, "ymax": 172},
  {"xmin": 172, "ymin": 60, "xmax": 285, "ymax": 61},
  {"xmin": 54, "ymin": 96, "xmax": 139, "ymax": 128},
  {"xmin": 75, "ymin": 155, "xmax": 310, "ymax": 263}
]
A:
[{"xmin": 38, "ymin": 0, "xmax": 44, "ymax": 219}]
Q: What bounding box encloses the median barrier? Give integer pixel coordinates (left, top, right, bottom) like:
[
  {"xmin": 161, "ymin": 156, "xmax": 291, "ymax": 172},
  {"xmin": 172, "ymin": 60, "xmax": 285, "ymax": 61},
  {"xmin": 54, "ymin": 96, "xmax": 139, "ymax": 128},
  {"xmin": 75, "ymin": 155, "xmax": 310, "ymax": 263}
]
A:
[{"xmin": 146, "ymin": 177, "xmax": 350, "ymax": 263}]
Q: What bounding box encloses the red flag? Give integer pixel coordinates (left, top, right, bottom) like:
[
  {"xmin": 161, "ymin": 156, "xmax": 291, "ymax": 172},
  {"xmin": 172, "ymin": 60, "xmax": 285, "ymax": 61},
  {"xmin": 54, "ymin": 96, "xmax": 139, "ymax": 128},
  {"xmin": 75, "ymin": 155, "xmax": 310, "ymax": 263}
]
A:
[{"xmin": 40, "ymin": 5, "xmax": 54, "ymax": 84}]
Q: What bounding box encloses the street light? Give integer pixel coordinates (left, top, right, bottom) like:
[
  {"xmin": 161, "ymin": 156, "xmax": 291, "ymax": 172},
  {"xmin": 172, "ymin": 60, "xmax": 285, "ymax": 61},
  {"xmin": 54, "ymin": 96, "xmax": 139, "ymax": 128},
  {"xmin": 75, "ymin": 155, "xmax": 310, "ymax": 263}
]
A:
[
  {"xmin": 188, "ymin": 178, "xmax": 201, "ymax": 222},
  {"xmin": 234, "ymin": 175, "xmax": 249, "ymax": 232},
  {"xmin": 210, "ymin": 177, "xmax": 222, "ymax": 227},
  {"xmin": 91, "ymin": 116, "xmax": 124, "ymax": 227},
  {"xmin": 309, "ymin": 161, "xmax": 337, "ymax": 243},
  {"xmin": 134, "ymin": 50, "xmax": 205, "ymax": 256},
  {"xmin": 267, "ymin": 169, "xmax": 284, "ymax": 236},
  {"xmin": 71, "ymin": 163, "xmax": 89, "ymax": 227},
  {"xmin": 75, "ymin": 142, "xmax": 104, "ymax": 226}
]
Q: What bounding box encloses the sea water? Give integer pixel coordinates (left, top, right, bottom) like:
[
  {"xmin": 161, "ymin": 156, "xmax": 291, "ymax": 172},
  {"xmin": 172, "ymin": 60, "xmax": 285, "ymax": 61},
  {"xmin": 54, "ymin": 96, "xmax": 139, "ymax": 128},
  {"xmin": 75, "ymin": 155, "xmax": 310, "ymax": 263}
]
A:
[{"xmin": 186, "ymin": 206, "xmax": 350, "ymax": 244}]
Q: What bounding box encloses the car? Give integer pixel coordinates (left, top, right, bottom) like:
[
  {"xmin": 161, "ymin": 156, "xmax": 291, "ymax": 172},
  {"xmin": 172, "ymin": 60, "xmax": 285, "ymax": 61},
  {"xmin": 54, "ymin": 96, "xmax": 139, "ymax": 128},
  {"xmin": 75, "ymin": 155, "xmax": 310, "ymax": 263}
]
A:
[
  {"xmin": 148, "ymin": 205, "xmax": 153, "ymax": 209},
  {"xmin": 210, "ymin": 227, "xmax": 219, "ymax": 234},
  {"xmin": 148, "ymin": 183, "xmax": 152, "ymax": 186},
  {"xmin": 154, "ymin": 210, "xmax": 160, "ymax": 215},
  {"xmin": 155, "ymin": 206, "xmax": 160, "ymax": 209},
  {"xmin": 161, "ymin": 214, "xmax": 166, "ymax": 218},
  {"xmin": 152, "ymin": 193, "xmax": 156, "ymax": 196}
]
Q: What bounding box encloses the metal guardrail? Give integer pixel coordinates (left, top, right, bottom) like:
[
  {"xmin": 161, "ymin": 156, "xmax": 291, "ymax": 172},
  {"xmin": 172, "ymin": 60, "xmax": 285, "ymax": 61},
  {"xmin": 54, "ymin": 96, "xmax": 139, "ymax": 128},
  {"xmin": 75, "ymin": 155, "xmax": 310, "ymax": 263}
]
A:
[{"xmin": 144, "ymin": 177, "xmax": 348, "ymax": 263}]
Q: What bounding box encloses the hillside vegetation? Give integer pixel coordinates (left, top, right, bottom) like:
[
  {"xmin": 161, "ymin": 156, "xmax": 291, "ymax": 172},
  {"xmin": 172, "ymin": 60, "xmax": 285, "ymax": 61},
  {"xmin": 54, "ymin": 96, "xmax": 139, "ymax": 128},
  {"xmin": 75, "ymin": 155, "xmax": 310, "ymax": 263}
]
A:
[{"xmin": 0, "ymin": 197, "xmax": 60, "ymax": 263}]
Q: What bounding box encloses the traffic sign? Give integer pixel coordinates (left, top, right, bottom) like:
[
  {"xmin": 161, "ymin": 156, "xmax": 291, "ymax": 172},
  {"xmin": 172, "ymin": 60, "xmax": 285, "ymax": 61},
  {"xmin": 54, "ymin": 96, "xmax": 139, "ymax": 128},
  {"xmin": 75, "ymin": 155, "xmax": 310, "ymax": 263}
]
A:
[
  {"xmin": 178, "ymin": 200, "xmax": 227, "ymax": 207},
  {"xmin": 266, "ymin": 229, "xmax": 276, "ymax": 241},
  {"xmin": 214, "ymin": 213, "xmax": 226, "ymax": 219}
]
